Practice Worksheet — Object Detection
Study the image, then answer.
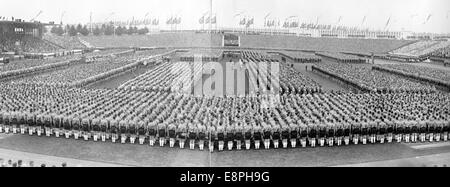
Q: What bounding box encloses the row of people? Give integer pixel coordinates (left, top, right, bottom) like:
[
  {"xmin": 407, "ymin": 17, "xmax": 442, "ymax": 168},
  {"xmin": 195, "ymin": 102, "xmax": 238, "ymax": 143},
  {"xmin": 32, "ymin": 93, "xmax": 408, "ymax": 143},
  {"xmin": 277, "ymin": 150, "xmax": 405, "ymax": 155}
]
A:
[
  {"xmin": 376, "ymin": 64, "xmax": 450, "ymax": 89},
  {"xmin": 314, "ymin": 62, "xmax": 437, "ymax": 93},
  {"xmin": 0, "ymin": 83, "xmax": 448, "ymax": 151},
  {"xmin": 0, "ymin": 113, "xmax": 448, "ymax": 151},
  {"xmin": 7, "ymin": 50, "xmax": 167, "ymax": 87}
]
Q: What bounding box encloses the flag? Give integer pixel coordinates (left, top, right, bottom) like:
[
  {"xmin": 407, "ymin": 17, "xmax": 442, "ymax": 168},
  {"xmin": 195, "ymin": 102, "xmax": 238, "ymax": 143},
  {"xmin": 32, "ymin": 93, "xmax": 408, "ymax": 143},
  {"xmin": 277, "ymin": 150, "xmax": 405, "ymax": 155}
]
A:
[
  {"xmin": 239, "ymin": 18, "xmax": 246, "ymax": 25},
  {"xmin": 152, "ymin": 19, "xmax": 159, "ymax": 25},
  {"xmin": 166, "ymin": 17, "xmax": 173, "ymax": 25},
  {"xmin": 246, "ymin": 17, "xmax": 254, "ymax": 28},
  {"xmin": 199, "ymin": 16, "xmax": 204, "ymax": 24},
  {"xmin": 205, "ymin": 16, "xmax": 210, "ymax": 24},
  {"xmin": 361, "ymin": 16, "xmax": 367, "ymax": 26},
  {"xmin": 211, "ymin": 15, "xmax": 216, "ymax": 24},
  {"xmin": 175, "ymin": 17, "xmax": 181, "ymax": 24},
  {"xmin": 337, "ymin": 16, "xmax": 342, "ymax": 24},
  {"xmin": 384, "ymin": 16, "xmax": 391, "ymax": 29},
  {"xmin": 423, "ymin": 14, "xmax": 432, "ymax": 24}
]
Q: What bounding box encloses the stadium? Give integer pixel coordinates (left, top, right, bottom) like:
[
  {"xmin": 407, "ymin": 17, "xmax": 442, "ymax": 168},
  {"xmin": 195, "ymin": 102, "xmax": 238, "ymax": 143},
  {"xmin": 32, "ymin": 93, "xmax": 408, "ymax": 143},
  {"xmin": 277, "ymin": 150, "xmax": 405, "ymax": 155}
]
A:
[{"xmin": 1, "ymin": 0, "xmax": 450, "ymax": 168}]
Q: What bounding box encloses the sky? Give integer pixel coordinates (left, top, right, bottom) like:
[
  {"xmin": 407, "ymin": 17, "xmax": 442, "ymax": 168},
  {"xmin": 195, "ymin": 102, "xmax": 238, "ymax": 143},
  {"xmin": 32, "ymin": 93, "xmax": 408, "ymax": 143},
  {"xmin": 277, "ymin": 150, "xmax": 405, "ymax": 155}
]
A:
[{"xmin": 1, "ymin": 0, "xmax": 449, "ymax": 33}]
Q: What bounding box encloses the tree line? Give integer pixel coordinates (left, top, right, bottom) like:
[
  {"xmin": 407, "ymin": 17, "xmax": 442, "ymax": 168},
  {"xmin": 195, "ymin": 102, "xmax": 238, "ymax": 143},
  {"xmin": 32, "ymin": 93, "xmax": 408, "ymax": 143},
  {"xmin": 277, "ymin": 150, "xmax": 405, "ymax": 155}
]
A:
[{"xmin": 50, "ymin": 24, "xmax": 150, "ymax": 36}]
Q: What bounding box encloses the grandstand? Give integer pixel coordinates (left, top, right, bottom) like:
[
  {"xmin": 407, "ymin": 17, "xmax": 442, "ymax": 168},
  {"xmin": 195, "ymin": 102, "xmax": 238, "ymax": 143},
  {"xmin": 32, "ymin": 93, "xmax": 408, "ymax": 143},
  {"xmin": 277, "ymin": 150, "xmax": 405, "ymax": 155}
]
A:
[{"xmin": 388, "ymin": 40, "xmax": 450, "ymax": 62}]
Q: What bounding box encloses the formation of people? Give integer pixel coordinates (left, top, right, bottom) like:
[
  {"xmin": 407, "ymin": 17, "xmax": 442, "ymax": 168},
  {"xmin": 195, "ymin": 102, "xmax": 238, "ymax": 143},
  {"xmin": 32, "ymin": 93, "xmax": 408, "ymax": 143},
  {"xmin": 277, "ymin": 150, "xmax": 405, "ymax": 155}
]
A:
[
  {"xmin": 0, "ymin": 82, "xmax": 448, "ymax": 152},
  {"xmin": 314, "ymin": 62, "xmax": 437, "ymax": 93}
]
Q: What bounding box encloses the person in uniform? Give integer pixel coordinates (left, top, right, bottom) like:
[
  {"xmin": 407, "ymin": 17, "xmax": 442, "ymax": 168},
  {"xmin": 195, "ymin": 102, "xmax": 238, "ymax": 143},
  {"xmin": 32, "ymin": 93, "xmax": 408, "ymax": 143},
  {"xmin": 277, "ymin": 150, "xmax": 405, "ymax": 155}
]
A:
[
  {"xmin": 158, "ymin": 122, "xmax": 167, "ymax": 147},
  {"xmin": 378, "ymin": 121, "xmax": 387, "ymax": 144},
  {"xmin": 100, "ymin": 119, "xmax": 109, "ymax": 142},
  {"xmin": 272, "ymin": 123, "xmax": 281, "ymax": 149},
  {"xmin": 3, "ymin": 112, "xmax": 11, "ymax": 134},
  {"xmin": 369, "ymin": 120, "xmax": 377, "ymax": 144},
  {"xmin": 281, "ymin": 123, "xmax": 290, "ymax": 148},
  {"xmin": 0, "ymin": 111, "xmax": 4, "ymax": 133},
  {"xmin": 20, "ymin": 112, "xmax": 29, "ymax": 135},
  {"xmin": 72, "ymin": 117, "xmax": 81, "ymax": 139},
  {"xmin": 217, "ymin": 124, "xmax": 225, "ymax": 151},
  {"xmin": 198, "ymin": 122, "xmax": 207, "ymax": 151},
  {"xmin": 327, "ymin": 121, "xmax": 335, "ymax": 147},
  {"xmin": 168, "ymin": 123, "xmax": 177, "ymax": 148},
  {"xmin": 137, "ymin": 120, "xmax": 147, "ymax": 145},
  {"xmin": 410, "ymin": 119, "xmax": 419, "ymax": 143},
  {"xmin": 318, "ymin": 123, "xmax": 327, "ymax": 147},
  {"xmin": 335, "ymin": 122, "xmax": 344, "ymax": 146},
  {"xmin": 119, "ymin": 120, "xmax": 128, "ymax": 144},
  {"xmin": 147, "ymin": 121, "xmax": 157, "ymax": 146},
  {"xmin": 10, "ymin": 112, "xmax": 19, "ymax": 134},
  {"xmin": 207, "ymin": 123, "xmax": 216, "ymax": 152},
  {"xmin": 36, "ymin": 114, "xmax": 45, "ymax": 136},
  {"xmin": 243, "ymin": 122, "xmax": 252, "ymax": 150},
  {"xmin": 16, "ymin": 112, "xmax": 25, "ymax": 135},
  {"xmin": 404, "ymin": 120, "xmax": 412, "ymax": 143},
  {"xmin": 82, "ymin": 118, "xmax": 91, "ymax": 141},
  {"xmin": 52, "ymin": 115, "xmax": 61, "ymax": 138},
  {"xmin": 435, "ymin": 120, "xmax": 443, "ymax": 142},
  {"xmin": 63, "ymin": 116, "xmax": 72, "ymax": 138},
  {"xmin": 44, "ymin": 114, "xmax": 52, "ymax": 137},
  {"xmin": 188, "ymin": 122, "xmax": 198, "ymax": 150},
  {"xmin": 386, "ymin": 118, "xmax": 395, "ymax": 143},
  {"xmin": 427, "ymin": 120, "xmax": 435, "ymax": 142},
  {"xmin": 92, "ymin": 118, "xmax": 101, "ymax": 142},
  {"xmin": 419, "ymin": 119, "xmax": 427, "ymax": 142},
  {"xmin": 352, "ymin": 120, "xmax": 361, "ymax": 145},
  {"xmin": 110, "ymin": 119, "xmax": 119, "ymax": 143},
  {"xmin": 395, "ymin": 119, "xmax": 404, "ymax": 142},
  {"xmin": 263, "ymin": 122, "xmax": 272, "ymax": 149},
  {"xmin": 343, "ymin": 122, "xmax": 351, "ymax": 145},
  {"xmin": 225, "ymin": 123, "xmax": 235, "ymax": 151},
  {"xmin": 129, "ymin": 120, "xmax": 138, "ymax": 144},
  {"xmin": 253, "ymin": 123, "xmax": 262, "ymax": 150},
  {"xmin": 177, "ymin": 121, "xmax": 187, "ymax": 149},
  {"xmin": 443, "ymin": 120, "xmax": 450, "ymax": 142},
  {"xmin": 290, "ymin": 122, "xmax": 299, "ymax": 148},
  {"xmin": 308, "ymin": 123, "xmax": 317, "ymax": 147},
  {"xmin": 360, "ymin": 120, "xmax": 368, "ymax": 145}
]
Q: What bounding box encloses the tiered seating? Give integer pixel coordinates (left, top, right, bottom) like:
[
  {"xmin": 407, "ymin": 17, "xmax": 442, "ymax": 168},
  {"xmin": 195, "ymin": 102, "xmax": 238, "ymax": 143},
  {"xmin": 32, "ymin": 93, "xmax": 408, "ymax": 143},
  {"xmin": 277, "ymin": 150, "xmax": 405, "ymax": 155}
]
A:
[{"xmin": 43, "ymin": 35, "xmax": 87, "ymax": 50}]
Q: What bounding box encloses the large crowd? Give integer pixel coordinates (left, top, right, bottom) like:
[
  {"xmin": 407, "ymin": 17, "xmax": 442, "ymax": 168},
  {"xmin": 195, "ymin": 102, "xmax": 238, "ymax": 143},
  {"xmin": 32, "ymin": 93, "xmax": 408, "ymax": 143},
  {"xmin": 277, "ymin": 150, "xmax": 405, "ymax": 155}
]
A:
[
  {"xmin": 43, "ymin": 35, "xmax": 87, "ymax": 50},
  {"xmin": 313, "ymin": 62, "xmax": 437, "ymax": 93},
  {"xmin": 1, "ymin": 35, "xmax": 63, "ymax": 53},
  {"xmin": 6, "ymin": 49, "xmax": 173, "ymax": 87},
  {"xmin": 390, "ymin": 40, "xmax": 450, "ymax": 58},
  {"xmin": 0, "ymin": 84, "xmax": 448, "ymax": 151},
  {"xmin": 375, "ymin": 64, "xmax": 450, "ymax": 89},
  {"xmin": 119, "ymin": 50, "xmax": 322, "ymax": 94}
]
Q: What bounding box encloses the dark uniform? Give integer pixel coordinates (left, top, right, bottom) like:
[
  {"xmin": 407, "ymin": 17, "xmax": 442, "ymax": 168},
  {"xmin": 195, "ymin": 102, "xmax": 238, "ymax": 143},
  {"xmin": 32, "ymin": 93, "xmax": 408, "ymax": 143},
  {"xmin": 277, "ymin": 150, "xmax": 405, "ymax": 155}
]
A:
[
  {"xmin": 119, "ymin": 120, "xmax": 128, "ymax": 144},
  {"xmin": 100, "ymin": 119, "xmax": 109, "ymax": 142},
  {"xmin": 138, "ymin": 121, "xmax": 147, "ymax": 145},
  {"xmin": 44, "ymin": 115, "xmax": 52, "ymax": 137},
  {"xmin": 72, "ymin": 117, "xmax": 81, "ymax": 139},
  {"xmin": 0, "ymin": 112, "xmax": 4, "ymax": 133},
  {"xmin": 308, "ymin": 124, "xmax": 317, "ymax": 147},
  {"xmin": 148, "ymin": 122, "xmax": 157, "ymax": 146},
  {"xmin": 81, "ymin": 118, "xmax": 91, "ymax": 141},
  {"xmin": 63, "ymin": 116, "xmax": 72, "ymax": 138},
  {"xmin": 3, "ymin": 112, "xmax": 11, "ymax": 134},
  {"xmin": 91, "ymin": 118, "xmax": 101, "ymax": 141},
  {"xmin": 110, "ymin": 119, "xmax": 119, "ymax": 143},
  {"xmin": 52, "ymin": 115, "xmax": 62, "ymax": 137}
]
